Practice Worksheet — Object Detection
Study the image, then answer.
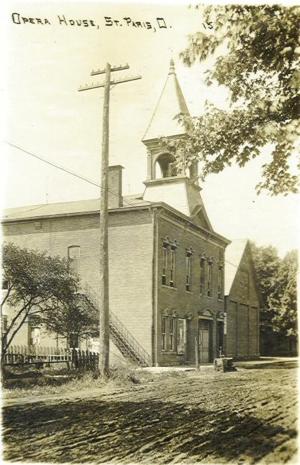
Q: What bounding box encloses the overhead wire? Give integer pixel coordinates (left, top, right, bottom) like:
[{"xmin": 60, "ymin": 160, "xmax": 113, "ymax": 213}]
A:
[
  {"xmin": 5, "ymin": 141, "xmax": 137, "ymax": 210},
  {"xmin": 6, "ymin": 141, "xmax": 246, "ymax": 271}
]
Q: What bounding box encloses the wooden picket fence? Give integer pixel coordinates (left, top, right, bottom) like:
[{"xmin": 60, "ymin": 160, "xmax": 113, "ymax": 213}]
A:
[
  {"xmin": 3, "ymin": 345, "xmax": 99, "ymax": 371},
  {"xmin": 71, "ymin": 349, "xmax": 99, "ymax": 370}
]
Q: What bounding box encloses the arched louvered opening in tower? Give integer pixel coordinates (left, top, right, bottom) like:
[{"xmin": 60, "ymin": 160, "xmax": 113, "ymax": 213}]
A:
[{"xmin": 154, "ymin": 153, "xmax": 177, "ymax": 179}]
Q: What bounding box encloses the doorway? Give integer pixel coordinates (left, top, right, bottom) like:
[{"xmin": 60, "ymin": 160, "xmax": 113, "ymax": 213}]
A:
[{"xmin": 198, "ymin": 319, "xmax": 212, "ymax": 363}]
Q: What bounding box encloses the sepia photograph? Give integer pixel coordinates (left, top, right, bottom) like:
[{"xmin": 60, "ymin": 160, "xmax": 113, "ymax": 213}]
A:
[{"xmin": 1, "ymin": 1, "xmax": 299, "ymax": 464}]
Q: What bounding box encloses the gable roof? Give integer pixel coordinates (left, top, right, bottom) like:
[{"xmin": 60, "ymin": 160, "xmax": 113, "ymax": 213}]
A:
[
  {"xmin": 142, "ymin": 59, "xmax": 189, "ymax": 141},
  {"xmin": 2, "ymin": 195, "xmax": 230, "ymax": 245},
  {"xmin": 190, "ymin": 204, "xmax": 213, "ymax": 231},
  {"xmin": 224, "ymin": 239, "xmax": 248, "ymax": 295}
]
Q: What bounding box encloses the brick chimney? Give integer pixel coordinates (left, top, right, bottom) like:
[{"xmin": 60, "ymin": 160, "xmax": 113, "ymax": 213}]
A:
[{"xmin": 108, "ymin": 165, "xmax": 123, "ymax": 209}]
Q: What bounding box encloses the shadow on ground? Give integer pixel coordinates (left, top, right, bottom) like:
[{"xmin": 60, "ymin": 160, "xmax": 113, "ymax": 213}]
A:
[{"xmin": 3, "ymin": 396, "xmax": 296, "ymax": 464}]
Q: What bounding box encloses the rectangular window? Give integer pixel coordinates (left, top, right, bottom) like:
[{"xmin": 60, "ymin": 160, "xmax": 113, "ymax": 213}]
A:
[
  {"xmin": 186, "ymin": 250, "xmax": 192, "ymax": 291},
  {"xmin": 162, "ymin": 317, "xmax": 167, "ymax": 350},
  {"xmin": 207, "ymin": 260, "xmax": 213, "ymax": 297},
  {"xmin": 218, "ymin": 266, "xmax": 223, "ymax": 299},
  {"xmin": 69, "ymin": 333, "xmax": 79, "ymax": 349},
  {"xmin": 169, "ymin": 248, "xmax": 176, "ymax": 287},
  {"xmin": 177, "ymin": 319, "xmax": 186, "ymax": 354},
  {"xmin": 169, "ymin": 317, "xmax": 176, "ymax": 351},
  {"xmin": 200, "ymin": 257, "xmax": 205, "ymax": 295},
  {"xmin": 30, "ymin": 327, "xmax": 41, "ymax": 346},
  {"xmin": 2, "ymin": 314, "xmax": 8, "ymax": 332},
  {"xmin": 162, "ymin": 239, "xmax": 177, "ymax": 287},
  {"xmin": 2, "ymin": 315, "xmax": 8, "ymax": 346},
  {"xmin": 34, "ymin": 221, "xmax": 42, "ymax": 230},
  {"xmin": 68, "ymin": 246, "xmax": 81, "ymax": 274},
  {"xmin": 162, "ymin": 246, "xmax": 168, "ymax": 285}
]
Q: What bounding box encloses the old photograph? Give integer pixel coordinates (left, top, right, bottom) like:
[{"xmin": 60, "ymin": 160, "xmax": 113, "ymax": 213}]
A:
[{"xmin": 1, "ymin": 1, "xmax": 299, "ymax": 464}]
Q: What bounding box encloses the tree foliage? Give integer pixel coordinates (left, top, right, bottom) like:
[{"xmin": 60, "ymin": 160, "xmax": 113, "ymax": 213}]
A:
[
  {"xmin": 268, "ymin": 250, "xmax": 298, "ymax": 337},
  {"xmin": 1, "ymin": 243, "xmax": 97, "ymax": 354},
  {"xmin": 41, "ymin": 294, "xmax": 98, "ymax": 342},
  {"xmin": 250, "ymin": 243, "xmax": 297, "ymax": 337},
  {"xmin": 167, "ymin": 5, "xmax": 300, "ymax": 195}
]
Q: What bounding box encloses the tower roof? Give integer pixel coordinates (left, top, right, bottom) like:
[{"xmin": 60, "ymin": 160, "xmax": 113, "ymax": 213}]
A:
[{"xmin": 142, "ymin": 59, "xmax": 190, "ymax": 141}]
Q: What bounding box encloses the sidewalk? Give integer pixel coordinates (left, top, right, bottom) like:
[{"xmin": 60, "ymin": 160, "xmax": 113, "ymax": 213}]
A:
[
  {"xmin": 140, "ymin": 365, "xmax": 213, "ymax": 373},
  {"xmin": 140, "ymin": 357, "xmax": 298, "ymax": 373},
  {"xmin": 234, "ymin": 356, "xmax": 298, "ymax": 369}
]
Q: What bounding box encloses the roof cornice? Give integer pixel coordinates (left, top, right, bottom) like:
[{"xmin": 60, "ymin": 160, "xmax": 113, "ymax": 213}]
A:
[{"xmin": 2, "ymin": 201, "xmax": 230, "ymax": 245}]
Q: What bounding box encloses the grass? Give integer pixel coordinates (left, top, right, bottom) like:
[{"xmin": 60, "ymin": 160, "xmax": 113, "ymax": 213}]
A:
[
  {"xmin": 2, "ymin": 364, "xmax": 157, "ymax": 399},
  {"xmin": 2, "ymin": 364, "xmax": 194, "ymax": 400}
]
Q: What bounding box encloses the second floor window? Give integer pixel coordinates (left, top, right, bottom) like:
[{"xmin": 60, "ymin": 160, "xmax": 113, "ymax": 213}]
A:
[
  {"xmin": 162, "ymin": 246, "xmax": 168, "ymax": 285},
  {"xmin": 170, "ymin": 248, "xmax": 176, "ymax": 287},
  {"xmin": 200, "ymin": 256, "xmax": 206, "ymax": 295},
  {"xmin": 186, "ymin": 248, "xmax": 193, "ymax": 291},
  {"xmin": 218, "ymin": 265, "xmax": 223, "ymax": 299},
  {"xmin": 207, "ymin": 259, "xmax": 213, "ymax": 297},
  {"xmin": 161, "ymin": 238, "xmax": 177, "ymax": 287},
  {"xmin": 68, "ymin": 245, "xmax": 81, "ymax": 274}
]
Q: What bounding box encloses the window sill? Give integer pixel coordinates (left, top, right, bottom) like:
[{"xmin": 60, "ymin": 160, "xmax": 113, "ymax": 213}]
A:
[
  {"xmin": 161, "ymin": 350, "xmax": 177, "ymax": 354},
  {"xmin": 185, "ymin": 290, "xmax": 193, "ymax": 294},
  {"xmin": 162, "ymin": 285, "xmax": 177, "ymax": 290}
]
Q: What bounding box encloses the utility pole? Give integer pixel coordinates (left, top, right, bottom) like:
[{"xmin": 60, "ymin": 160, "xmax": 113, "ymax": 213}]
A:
[{"xmin": 79, "ymin": 64, "xmax": 141, "ymax": 377}]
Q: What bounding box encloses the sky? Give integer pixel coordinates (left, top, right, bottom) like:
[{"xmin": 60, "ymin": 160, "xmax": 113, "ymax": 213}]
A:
[{"xmin": 2, "ymin": 0, "xmax": 299, "ymax": 257}]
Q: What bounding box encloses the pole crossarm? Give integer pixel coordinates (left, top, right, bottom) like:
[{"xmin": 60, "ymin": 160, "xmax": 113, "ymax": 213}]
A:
[
  {"xmin": 78, "ymin": 75, "xmax": 142, "ymax": 92},
  {"xmin": 91, "ymin": 64, "xmax": 129, "ymax": 76}
]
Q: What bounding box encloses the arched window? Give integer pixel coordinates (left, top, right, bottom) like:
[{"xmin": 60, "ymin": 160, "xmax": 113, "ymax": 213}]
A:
[
  {"xmin": 185, "ymin": 248, "xmax": 193, "ymax": 292},
  {"xmin": 161, "ymin": 237, "xmax": 177, "ymax": 287},
  {"xmin": 207, "ymin": 257, "xmax": 213, "ymax": 297},
  {"xmin": 155, "ymin": 153, "xmax": 177, "ymax": 179},
  {"xmin": 68, "ymin": 245, "xmax": 81, "ymax": 274},
  {"xmin": 200, "ymin": 256, "xmax": 206, "ymax": 295}
]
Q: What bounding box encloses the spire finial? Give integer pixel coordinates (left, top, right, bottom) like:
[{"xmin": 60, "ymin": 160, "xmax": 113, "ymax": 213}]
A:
[{"xmin": 168, "ymin": 58, "xmax": 175, "ymax": 75}]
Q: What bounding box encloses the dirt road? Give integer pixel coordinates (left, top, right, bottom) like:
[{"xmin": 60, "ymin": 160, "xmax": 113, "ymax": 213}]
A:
[{"xmin": 2, "ymin": 359, "xmax": 298, "ymax": 464}]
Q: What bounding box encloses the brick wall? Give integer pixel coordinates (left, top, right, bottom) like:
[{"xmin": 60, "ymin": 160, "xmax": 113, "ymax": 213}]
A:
[
  {"xmin": 2, "ymin": 208, "xmax": 154, "ymax": 357},
  {"xmin": 155, "ymin": 211, "xmax": 226, "ymax": 366}
]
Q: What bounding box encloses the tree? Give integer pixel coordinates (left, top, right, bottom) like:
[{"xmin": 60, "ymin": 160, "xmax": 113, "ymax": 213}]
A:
[
  {"xmin": 250, "ymin": 242, "xmax": 281, "ymax": 311},
  {"xmin": 250, "ymin": 242, "xmax": 297, "ymax": 340},
  {"xmin": 268, "ymin": 250, "xmax": 298, "ymax": 337},
  {"xmin": 1, "ymin": 243, "xmax": 96, "ymax": 356},
  {"xmin": 166, "ymin": 5, "xmax": 300, "ymax": 195},
  {"xmin": 41, "ymin": 294, "xmax": 98, "ymax": 347}
]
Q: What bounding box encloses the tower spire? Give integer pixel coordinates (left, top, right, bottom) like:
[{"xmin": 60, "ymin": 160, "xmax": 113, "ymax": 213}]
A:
[
  {"xmin": 142, "ymin": 60, "xmax": 211, "ymax": 222},
  {"xmin": 142, "ymin": 59, "xmax": 189, "ymax": 141}
]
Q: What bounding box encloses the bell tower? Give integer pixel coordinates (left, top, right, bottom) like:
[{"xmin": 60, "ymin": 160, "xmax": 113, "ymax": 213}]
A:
[{"xmin": 142, "ymin": 60, "xmax": 206, "ymax": 220}]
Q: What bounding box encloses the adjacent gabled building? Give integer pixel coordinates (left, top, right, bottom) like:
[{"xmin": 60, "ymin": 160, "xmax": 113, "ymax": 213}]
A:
[
  {"xmin": 2, "ymin": 60, "xmax": 260, "ymax": 365},
  {"xmin": 224, "ymin": 239, "xmax": 261, "ymax": 359}
]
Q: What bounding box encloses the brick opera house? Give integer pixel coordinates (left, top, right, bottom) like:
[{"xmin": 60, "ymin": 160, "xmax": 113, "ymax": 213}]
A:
[{"xmin": 2, "ymin": 61, "xmax": 260, "ymax": 366}]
